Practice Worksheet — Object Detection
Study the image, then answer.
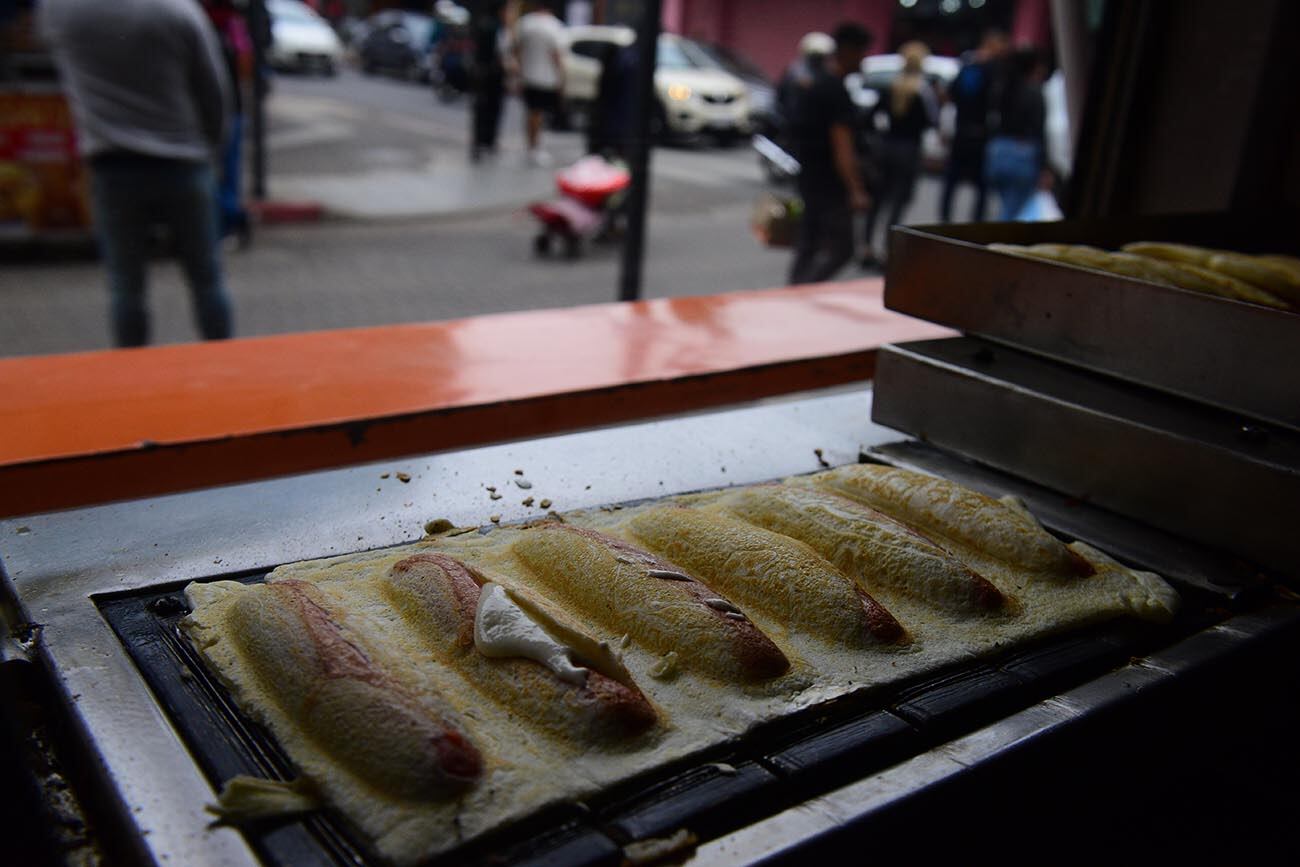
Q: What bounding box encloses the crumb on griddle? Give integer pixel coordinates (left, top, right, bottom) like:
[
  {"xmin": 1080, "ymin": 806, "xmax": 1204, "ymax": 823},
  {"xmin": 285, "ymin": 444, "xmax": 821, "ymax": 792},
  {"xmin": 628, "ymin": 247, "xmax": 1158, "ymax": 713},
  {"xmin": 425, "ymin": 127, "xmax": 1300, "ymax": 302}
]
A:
[
  {"xmin": 539, "ymin": 499, "xmax": 552, "ymax": 509},
  {"xmin": 396, "ymin": 472, "xmax": 411, "ymax": 483},
  {"xmin": 522, "ymin": 497, "xmax": 535, "ymax": 507}
]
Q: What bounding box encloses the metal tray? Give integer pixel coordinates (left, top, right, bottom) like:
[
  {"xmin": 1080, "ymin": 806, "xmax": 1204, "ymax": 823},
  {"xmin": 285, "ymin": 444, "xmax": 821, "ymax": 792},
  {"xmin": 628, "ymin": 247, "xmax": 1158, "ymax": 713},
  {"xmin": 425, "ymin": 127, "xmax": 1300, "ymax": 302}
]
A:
[
  {"xmin": 884, "ymin": 213, "xmax": 1300, "ymax": 432},
  {"xmin": 871, "ymin": 337, "xmax": 1300, "ymax": 575}
]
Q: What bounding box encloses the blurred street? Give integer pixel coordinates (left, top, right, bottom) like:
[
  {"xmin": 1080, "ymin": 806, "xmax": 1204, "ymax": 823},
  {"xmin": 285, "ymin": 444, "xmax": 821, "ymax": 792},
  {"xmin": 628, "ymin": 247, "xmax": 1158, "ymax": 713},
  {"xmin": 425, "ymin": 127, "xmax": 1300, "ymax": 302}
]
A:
[{"xmin": 2, "ymin": 66, "xmax": 951, "ymax": 358}]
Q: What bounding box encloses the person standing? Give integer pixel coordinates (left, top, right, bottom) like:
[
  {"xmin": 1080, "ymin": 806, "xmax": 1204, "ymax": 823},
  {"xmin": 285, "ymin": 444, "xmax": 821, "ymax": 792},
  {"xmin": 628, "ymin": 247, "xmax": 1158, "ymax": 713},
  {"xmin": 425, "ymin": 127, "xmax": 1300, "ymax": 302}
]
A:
[
  {"xmin": 202, "ymin": 0, "xmax": 253, "ymax": 246},
  {"xmin": 787, "ymin": 22, "xmax": 873, "ymax": 286},
  {"xmin": 985, "ymin": 46, "xmax": 1048, "ymax": 221},
  {"xmin": 861, "ymin": 40, "xmax": 937, "ymax": 268},
  {"xmin": 470, "ymin": 1, "xmax": 507, "ymax": 161},
  {"xmin": 939, "ymin": 28, "xmax": 1008, "ymax": 223},
  {"xmin": 40, "ymin": 0, "xmax": 234, "ymax": 348},
  {"xmin": 513, "ymin": 0, "xmax": 566, "ymax": 166}
]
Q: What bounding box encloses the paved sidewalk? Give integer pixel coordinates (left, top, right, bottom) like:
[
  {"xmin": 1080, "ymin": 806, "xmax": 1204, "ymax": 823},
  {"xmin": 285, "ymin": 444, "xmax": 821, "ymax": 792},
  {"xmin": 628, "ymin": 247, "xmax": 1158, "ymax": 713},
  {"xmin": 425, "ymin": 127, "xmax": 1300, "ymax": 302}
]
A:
[{"xmin": 261, "ymin": 75, "xmax": 584, "ymax": 220}]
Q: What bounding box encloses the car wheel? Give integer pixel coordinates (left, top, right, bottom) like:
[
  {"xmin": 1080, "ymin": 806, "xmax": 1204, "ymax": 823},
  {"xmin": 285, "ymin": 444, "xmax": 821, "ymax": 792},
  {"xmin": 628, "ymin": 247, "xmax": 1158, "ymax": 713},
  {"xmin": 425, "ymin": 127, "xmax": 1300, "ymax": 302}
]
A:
[
  {"xmin": 323, "ymin": 60, "xmax": 338, "ymax": 77},
  {"xmin": 534, "ymin": 233, "xmax": 552, "ymax": 257}
]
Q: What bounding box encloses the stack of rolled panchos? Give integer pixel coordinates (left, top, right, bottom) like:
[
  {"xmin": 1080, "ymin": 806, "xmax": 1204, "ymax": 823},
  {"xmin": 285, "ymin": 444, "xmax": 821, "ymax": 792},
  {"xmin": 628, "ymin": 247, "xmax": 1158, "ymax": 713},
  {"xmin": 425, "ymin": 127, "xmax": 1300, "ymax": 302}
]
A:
[{"xmin": 183, "ymin": 464, "xmax": 1178, "ymax": 865}]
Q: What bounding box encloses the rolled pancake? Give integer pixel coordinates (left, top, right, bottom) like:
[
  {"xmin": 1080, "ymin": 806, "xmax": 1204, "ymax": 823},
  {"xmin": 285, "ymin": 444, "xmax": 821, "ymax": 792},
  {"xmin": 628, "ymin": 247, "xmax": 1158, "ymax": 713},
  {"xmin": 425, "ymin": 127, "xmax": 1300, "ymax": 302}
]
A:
[
  {"xmin": 511, "ymin": 524, "xmax": 790, "ymax": 682},
  {"xmin": 804, "ymin": 464, "xmax": 1092, "ymax": 578},
  {"xmin": 380, "ymin": 552, "xmax": 657, "ymax": 743},
  {"xmin": 713, "ymin": 486, "xmax": 1006, "ymax": 615},
  {"xmin": 992, "ymin": 242, "xmax": 1289, "ymax": 308},
  {"xmin": 208, "ymin": 579, "xmax": 482, "ymax": 800},
  {"xmin": 1122, "ymin": 242, "xmax": 1300, "ymax": 307},
  {"xmin": 624, "ymin": 505, "xmax": 907, "ymax": 647}
]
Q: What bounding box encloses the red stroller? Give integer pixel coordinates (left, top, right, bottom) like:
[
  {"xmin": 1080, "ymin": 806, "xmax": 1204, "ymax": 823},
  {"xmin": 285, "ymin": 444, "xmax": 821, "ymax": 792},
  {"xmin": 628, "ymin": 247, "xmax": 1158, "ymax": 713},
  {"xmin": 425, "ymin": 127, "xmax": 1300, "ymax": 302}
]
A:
[{"xmin": 528, "ymin": 155, "xmax": 631, "ymax": 259}]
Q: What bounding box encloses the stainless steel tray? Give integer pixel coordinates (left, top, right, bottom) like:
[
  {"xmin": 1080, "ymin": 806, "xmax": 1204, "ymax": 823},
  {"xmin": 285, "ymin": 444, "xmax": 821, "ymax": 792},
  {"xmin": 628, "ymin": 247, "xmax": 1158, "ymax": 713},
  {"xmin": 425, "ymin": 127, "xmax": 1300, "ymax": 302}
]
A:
[
  {"xmin": 884, "ymin": 213, "xmax": 1300, "ymax": 431},
  {"xmin": 871, "ymin": 336, "xmax": 1300, "ymax": 575}
]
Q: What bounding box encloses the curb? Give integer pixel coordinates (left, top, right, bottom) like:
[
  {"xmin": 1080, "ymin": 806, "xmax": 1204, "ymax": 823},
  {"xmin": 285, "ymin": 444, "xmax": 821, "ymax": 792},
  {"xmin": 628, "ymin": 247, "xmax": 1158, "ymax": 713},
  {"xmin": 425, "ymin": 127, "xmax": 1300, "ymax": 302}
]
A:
[{"xmin": 250, "ymin": 200, "xmax": 325, "ymax": 225}]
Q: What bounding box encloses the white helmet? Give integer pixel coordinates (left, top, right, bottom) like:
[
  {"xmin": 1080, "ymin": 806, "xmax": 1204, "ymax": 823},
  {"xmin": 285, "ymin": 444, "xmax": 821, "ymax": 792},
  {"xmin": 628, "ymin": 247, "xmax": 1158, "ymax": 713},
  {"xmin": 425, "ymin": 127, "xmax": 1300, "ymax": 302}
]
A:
[{"xmin": 799, "ymin": 32, "xmax": 835, "ymax": 58}]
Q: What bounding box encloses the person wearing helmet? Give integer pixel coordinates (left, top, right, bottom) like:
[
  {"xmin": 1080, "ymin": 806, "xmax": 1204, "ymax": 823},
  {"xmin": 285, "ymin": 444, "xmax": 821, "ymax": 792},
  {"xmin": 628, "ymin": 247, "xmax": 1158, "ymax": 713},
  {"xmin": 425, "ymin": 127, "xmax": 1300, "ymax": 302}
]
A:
[{"xmin": 776, "ymin": 31, "xmax": 835, "ymax": 122}]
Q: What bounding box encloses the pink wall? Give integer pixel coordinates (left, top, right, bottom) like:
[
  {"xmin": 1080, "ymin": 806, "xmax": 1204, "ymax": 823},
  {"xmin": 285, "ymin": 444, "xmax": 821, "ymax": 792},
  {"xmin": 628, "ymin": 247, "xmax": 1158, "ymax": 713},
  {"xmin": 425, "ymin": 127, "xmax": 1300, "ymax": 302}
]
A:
[
  {"xmin": 672, "ymin": 0, "xmax": 896, "ymax": 81},
  {"xmin": 1011, "ymin": 0, "xmax": 1052, "ymax": 48}
]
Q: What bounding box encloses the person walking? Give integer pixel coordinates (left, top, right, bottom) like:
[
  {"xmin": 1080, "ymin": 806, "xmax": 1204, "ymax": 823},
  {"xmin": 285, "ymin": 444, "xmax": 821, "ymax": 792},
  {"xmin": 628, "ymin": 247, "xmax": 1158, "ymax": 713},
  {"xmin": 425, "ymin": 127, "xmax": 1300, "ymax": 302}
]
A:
[
  {"xmin": 939, "ymin": 28, "xmax": 1008, "ymax": 223},
  {"xmin": 203, "ymin": 0, "xmax": 253, "ymax": 246},
  {"xmin": 470, "ymin": 1, "xmax": 507, "ymax": 161},
  {"xmin": 985, "ymin": 46, "xmax": 1048, "ymax": 221},
  {"xmin": 787, "ymin": 22, "xmax": 873, "ymax": 285},
  {"xmin": 40, "ymin": 0, "xmax": 234, "ymax": 348},
  {"xmin": 513, "ymin": 1, "xmax": 566, "ymax": 166},
  {"xmin": 860, "ymin": 40, "xmax": 937, "ymax": 268}
]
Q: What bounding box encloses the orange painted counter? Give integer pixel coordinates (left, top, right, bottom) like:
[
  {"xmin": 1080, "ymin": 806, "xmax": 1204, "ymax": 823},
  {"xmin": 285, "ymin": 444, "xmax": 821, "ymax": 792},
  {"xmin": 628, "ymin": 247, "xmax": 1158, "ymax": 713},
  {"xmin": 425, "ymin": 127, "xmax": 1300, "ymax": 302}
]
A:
[{"xmin": 0, "ymin": 279, "xmax": 951, "ymax": 517}]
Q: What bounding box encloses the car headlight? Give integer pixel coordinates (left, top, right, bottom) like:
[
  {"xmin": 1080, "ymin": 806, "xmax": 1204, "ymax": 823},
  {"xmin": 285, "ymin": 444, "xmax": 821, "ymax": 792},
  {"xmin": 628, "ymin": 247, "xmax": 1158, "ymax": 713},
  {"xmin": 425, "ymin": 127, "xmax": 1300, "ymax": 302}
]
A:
[{"xmin": 666, "ymin": 83, "xmax": 692, "ymax": 101}]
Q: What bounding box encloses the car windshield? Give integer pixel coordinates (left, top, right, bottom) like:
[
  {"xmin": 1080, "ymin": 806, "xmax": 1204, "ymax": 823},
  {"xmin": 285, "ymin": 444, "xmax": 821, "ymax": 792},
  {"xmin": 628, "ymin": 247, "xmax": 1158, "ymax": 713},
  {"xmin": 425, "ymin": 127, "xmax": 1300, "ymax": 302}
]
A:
[{"xmin": 656, "ymin": 36, "xmax": 712, "ymax": 71}]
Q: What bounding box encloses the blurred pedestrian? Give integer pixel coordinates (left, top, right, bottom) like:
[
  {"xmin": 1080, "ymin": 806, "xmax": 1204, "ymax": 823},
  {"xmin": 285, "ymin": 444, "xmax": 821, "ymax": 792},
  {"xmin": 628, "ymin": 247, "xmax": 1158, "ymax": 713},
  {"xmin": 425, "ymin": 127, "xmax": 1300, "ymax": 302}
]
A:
[
  {"xmin": 470, "ymin": 1, "xmax": 507, "ymax": 161},
  {"xmin": 513, "ymin": 0, "xmax": 566, "ymax": 166},
  {"xmin": 776, "ymin": 31, "xmax": 834, "ymax": 123},
  {"xmin": 587, "ymin": 39, "xmax": 635, "ymax": 159},
  {"xmin": 40, "ymin": 0, "xmax": 234, "ymax": 347},
  {"xmin": 203, "ymin": 0, "xmax": 253, "ymax": 246},
  {"xmin": 985, "ymin": 46, "xmax": 1048, "ymax": 221},
  {"xmin": 861, "ymin": 40, "xmax": 937, "ymax": 268},
  {"xmin": 939, "ymin": 28, "xmax": 1008, "ymax": 223},
  {"xmin": 787, "ymin": 22, "xmax": 873, "ymax": 286}
]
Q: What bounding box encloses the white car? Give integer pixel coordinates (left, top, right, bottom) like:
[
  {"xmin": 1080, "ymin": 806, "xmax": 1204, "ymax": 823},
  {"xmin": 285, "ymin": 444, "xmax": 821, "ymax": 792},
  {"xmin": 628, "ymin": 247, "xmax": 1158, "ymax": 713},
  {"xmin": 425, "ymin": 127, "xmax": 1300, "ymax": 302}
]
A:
[
  {"xmin": 562, "ymin": 27, "xmax": 750, "ymax": 140},
  {"xmin": 267, "ymin": 0, "xmax": 344, "ymax": 76}
]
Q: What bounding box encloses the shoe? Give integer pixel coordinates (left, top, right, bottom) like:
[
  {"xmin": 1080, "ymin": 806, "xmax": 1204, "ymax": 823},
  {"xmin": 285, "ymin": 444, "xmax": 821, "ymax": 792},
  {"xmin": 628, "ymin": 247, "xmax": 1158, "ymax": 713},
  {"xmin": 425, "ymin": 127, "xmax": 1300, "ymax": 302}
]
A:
[{"xmin": 527, "ymin": 149, "xmax": 552, "ymax": 168}]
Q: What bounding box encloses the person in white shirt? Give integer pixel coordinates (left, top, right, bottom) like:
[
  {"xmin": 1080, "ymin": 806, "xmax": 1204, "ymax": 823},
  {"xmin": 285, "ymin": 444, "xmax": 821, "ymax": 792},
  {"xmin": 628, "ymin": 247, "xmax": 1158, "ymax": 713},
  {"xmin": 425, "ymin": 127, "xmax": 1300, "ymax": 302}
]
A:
[{"xmin": 513, "ymin": 1, "xmax": 566, "ymax": 165}]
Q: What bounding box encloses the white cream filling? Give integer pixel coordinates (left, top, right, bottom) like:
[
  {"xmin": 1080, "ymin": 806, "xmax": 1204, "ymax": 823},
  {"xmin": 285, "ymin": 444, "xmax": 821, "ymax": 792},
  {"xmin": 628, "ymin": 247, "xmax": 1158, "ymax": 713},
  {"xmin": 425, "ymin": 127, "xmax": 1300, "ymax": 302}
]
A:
[{"xmin": 473, "ymin": 583, "xmax": 588, "ymax": 685}]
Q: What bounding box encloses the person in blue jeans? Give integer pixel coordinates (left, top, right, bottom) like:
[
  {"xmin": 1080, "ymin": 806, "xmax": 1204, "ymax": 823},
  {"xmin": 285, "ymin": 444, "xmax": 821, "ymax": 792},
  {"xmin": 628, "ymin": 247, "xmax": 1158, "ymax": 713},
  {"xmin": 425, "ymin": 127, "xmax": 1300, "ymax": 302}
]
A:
[
  {"xmin": 40, "ymin": 0, "xmax": 235, "ymax": 347},
  {"xmin": 985, "ymin": 47, "xmax": 1048, "ymax": 222}
]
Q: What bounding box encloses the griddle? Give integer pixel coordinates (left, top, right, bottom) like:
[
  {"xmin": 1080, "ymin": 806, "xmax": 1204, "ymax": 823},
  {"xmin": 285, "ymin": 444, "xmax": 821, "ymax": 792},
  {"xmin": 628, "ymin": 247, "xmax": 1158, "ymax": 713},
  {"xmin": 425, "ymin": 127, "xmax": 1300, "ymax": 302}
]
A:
[
  {"xmin": 4, "ymin": 390, "xmax": 1299, "ymax": 865},
  {"xmin": 94, "ymin": 524, "xmax": 1198, "ymax": 867}
]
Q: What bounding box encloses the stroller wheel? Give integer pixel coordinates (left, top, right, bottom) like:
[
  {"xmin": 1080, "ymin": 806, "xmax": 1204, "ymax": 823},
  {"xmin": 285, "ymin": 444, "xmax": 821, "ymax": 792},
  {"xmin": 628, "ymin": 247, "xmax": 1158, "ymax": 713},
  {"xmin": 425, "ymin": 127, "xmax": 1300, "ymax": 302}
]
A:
[
  {"xmin": 563, "ymin": 234, "xmax": 581, "ymax": 260},
  {"xmin": 534, "ymin": 233, "xmax": 552, "ymax": 257}
]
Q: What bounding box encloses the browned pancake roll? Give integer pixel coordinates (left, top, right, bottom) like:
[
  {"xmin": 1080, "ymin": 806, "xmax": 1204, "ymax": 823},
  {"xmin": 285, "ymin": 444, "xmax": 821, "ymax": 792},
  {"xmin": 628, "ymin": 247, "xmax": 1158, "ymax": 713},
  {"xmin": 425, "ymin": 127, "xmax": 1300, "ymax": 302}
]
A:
[
  {"xmin": 806, "ymin": 465, "xmax": 1093, "ymax": 578},
  {"xmin": 226, "ymin": 578, "xmax": 483, "ymax": 799},
  {"xmin": 381, "ymin": 552, "xmax": 657, "ymax": 741},
  {"xmin": 715, "ymin": 486, "xmax": 1007, "ymax": 614},
  {"xmin": 511, "ymin": 525, "xmax": 791, "ymax": 682},
  {"xmin": 624, "ymin": 506, "xmax": 907, "ymax": 646}
]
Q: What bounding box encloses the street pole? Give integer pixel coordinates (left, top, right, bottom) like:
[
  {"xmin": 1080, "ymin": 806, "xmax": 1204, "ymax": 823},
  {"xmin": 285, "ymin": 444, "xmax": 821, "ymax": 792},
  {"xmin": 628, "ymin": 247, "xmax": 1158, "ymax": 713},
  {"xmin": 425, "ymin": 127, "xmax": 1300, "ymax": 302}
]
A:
[
  {"xmin": 616, "ymin": 0, "xmax": 661, "ymax": 302},
  {"xmin": 248, "ymin": 0, "xmax": 268, "ymax": 200}
]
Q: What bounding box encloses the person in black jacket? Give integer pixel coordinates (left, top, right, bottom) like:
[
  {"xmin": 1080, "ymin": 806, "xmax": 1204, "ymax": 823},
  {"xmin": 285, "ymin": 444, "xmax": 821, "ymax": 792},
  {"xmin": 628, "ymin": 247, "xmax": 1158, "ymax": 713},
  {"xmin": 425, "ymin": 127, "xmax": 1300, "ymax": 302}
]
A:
[
  {"xmin": 470, "ymin": 2, "xmax": 506, "ymax": 161},
  {"xmin": 861, "ymin": 40, "xmax": 937, "ymax": 267},
  {"xmin": 787, "ymin": 22, "xmax": 873, "ymax": 285}
]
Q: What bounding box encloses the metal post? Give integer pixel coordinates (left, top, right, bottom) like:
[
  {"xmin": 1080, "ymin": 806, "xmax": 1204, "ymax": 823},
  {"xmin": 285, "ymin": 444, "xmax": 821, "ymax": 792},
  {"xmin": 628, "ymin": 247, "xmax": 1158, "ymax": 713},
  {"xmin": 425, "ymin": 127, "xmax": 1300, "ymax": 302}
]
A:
[
  {"xmin": 248, "ymin": 0, "xmax": 268, "ymax": 200},
  {"xmin": 617, "ymin": 0, "xmax": 661, "ymax": 302}
]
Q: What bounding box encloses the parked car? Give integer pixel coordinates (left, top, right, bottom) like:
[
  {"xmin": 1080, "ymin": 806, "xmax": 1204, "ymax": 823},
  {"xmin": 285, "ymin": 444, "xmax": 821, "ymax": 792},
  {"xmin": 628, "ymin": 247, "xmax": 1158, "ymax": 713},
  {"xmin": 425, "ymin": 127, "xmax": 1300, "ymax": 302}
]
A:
[
  {"xmin": 691, "ymin": 40, "xmax": 776, "ymax": 126},
  {"xmin": 359, "ymin": 11, "xmax": 437, "ymax": 82},
  {"xmin": 847, "ymin": 53, "xmax": 960, "ymax": 172},
  {"xmin": 267, "ymin": 0, "xmax": 343, "ymax": 76},
  {"xmin": 562, "ymin": 27, "xmax": 751, "ymax": 142}
]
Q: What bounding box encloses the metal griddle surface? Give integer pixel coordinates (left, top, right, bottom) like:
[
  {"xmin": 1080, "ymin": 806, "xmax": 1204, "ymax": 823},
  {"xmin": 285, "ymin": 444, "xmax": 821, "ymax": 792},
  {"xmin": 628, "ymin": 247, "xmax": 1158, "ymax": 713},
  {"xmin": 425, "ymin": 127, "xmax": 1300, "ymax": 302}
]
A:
[{"xmin": 95, "ymin": 495, "xmax": 1210, "ymax": 867}]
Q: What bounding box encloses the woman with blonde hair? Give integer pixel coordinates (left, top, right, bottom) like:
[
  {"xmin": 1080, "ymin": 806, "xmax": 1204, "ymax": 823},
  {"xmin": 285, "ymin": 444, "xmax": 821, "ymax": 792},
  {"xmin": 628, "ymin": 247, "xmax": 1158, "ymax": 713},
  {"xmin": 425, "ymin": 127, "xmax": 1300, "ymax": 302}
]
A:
[{"xmin": 861, "ymin": 40, "xmax": 937, "ymax": 268}]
